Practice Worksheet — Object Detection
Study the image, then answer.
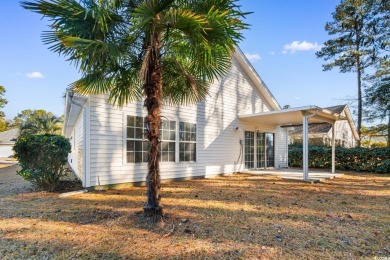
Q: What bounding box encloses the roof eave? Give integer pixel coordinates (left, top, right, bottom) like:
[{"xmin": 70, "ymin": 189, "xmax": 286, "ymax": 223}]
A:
[
  {"xmin": 233, "ymin": 47, "xmax": 281, "ymax": 111},
  {"xmin": 63, "ymin": 90, "xmax": 88, "ymax": 136}
]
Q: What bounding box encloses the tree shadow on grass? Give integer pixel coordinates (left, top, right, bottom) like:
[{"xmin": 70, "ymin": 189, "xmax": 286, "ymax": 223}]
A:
[{"xmin": 1, "ymin": 173, "xmax": 389, "ymax": 258}]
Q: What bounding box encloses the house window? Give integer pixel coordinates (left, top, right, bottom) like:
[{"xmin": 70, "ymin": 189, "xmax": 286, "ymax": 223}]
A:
[
  {"xmin": 179, "ymin": 122, "xmax": 196, "ymax": 162},
  {"xmin": 160, "ymin": 120, "xmax": 176, "ymax": 162},
  {"xmin": 126, "ymin": 116, "xmax": 149, "ymax": 163},
  {"xmin": 126, "ymin": 116, "xmax": 177, "ymax": 163}
]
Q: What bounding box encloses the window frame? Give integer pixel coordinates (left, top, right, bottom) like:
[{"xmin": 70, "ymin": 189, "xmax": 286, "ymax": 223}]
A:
[
  {"xmin": 125, "ymin": 115, "xmax": 149, "ymax": 164},
  {"xmin": 123, "ymin": 114, "xmax": 187, "ymax": 165},
  {"xmin": 179, "ymin": 122, "xmax": 197, "ymax": 162},
  {"xmin": 159, "ymin": 119, "xmax": 177, "ymax": 163}
]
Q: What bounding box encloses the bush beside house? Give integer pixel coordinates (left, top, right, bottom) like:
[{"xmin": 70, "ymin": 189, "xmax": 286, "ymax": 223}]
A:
[
  {"xmin": 13, "ymin": 134, "xmax": 71, "ymax": 191},
  {"xmin": 289, "ymin": 146, "xmax": 390, "ymax": 173}
]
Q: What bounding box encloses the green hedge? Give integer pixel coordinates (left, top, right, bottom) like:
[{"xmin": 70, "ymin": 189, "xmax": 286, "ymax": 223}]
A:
[
  {"xmin": 13, "ymin": 134, "xmax": 71, "ymax": 191},
  {"xmin": 288, "ymin": 146, "xmax": 390, "ymax": 173}
]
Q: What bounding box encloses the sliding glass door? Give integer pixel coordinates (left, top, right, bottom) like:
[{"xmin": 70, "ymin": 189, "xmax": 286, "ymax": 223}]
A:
[
  {"xmin": 266, "ymin": 133, "xmax": 274, "ymax": 167},
  {"xmin": 244, "ymin": 131, "xmax": 254, "ymax": 169},
  {"xmin": 245, "ymin": 131, "xmax": 274, "ymax": 169},
  {"xmin": 256, "ymin": 132, "xmax": 265, "ymax": 168}
]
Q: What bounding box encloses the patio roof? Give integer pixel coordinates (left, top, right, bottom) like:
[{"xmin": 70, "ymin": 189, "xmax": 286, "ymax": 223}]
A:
[
  {"xmin": 238, "ymin": 105, "xmax": 346, "ymax": 126},
  {"xmin": 238, "ymin": 105, "xmax": 347, "ymax": 181}
]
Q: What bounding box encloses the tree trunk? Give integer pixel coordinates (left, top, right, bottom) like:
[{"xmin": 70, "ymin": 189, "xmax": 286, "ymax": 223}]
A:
[
  {"xmin": 356, "ymin": 31, "xmax": 362, "ymax": 148},
  {"xmin": 143, "ymin": 32, "xmax": 163, "ymax": 218}
]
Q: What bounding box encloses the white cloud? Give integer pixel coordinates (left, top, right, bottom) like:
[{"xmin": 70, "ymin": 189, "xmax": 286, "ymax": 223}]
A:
[
  {"xmin": 269, "ymin": 51, "xmax": 276, "ymax": 55},
  {"xmin": 294, "ymin": 96, "xmax": 300, "ymax": 100},
  {"xmin": 26, "ymin": 71, "xmax": 44, "ymax": 79},
  {"xmin": 283, "ymin": 41, "xmax": 322, "ymax": 54},
  {"xmin": 244, "ymin": 53, "xmax": 261, "ymax": 62}
]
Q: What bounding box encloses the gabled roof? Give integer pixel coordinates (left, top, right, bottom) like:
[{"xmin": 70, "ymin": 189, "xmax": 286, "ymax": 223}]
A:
[
  {"xmin": 0, "ymin": 128, "xmax": 20, "ymax": 144},
  {"xmin": 233, "ymin": 47, "xmax": 281, "ymax": 111},
  {"xmin": 325, "ymin": 105, "xmax": 347, "ymax": 114},
  {"xmin": 288, "ymin": 104, "xmax": 359, "ymax": 140}
]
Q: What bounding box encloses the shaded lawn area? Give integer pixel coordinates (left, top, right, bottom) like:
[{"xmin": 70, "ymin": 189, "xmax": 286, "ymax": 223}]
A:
[{"xmin": 0, "ymin": 165, "xmax": 389, "ymax": 259}]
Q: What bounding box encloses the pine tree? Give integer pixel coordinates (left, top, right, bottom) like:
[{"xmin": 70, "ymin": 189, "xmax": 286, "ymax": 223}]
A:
[
  {"xmin": 316, "ymin": 0, "xmax": 381, "ymax": 147},
  {"xmin": 364, "ymin": 1, "xmax": 390, "ymax": 147},
  {"xmin": 365, "ymin": 59, "xmax": 390, "ymax": 147}
]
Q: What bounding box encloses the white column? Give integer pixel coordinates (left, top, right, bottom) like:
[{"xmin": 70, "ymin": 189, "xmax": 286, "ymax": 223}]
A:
[
  {"xmin": 331, "ymin": 123, "xmax": 335, "ymax": 174},
  {"xmin": 302, "ymin": 116, "xmax": 309, "ymax": 180}
]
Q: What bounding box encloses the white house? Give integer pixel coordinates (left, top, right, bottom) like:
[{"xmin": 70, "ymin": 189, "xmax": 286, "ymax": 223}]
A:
[
  {"xmin": 0, "ymin": 128, "xmax": 19, "ymax": 158},
  {"xmin": 63, "ymin": 49, "xmax": 347, "ymax": 189},
  {"xmin": 289, "ymin": 105, "xmax": 358, "ymax": 148}
]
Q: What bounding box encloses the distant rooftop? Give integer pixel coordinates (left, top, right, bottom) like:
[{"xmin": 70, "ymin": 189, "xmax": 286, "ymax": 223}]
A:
[
  {"xmin": 0, "ymin": 128, "xmax": 20, "ymax": 144},
  {"xmin": 325, "ymin": 105, "xmax": 347, "ymax": 115}
]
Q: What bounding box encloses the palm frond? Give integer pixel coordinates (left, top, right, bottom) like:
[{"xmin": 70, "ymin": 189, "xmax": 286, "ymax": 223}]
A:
[{"xmin": 24, "ymin": 0, "xmax": 249, "ymax": 107}]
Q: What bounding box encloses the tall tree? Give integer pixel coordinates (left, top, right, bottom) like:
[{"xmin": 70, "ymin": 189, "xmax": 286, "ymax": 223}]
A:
[
  {"xmin": 365, "ymin": 59, "xmax": 390, "ymax": 146},
  {"xmin": 0, "ymin": 85, "xmax": 8, "ymax": 119},
  {"xmin": 14, "ymin": 109, "xmax": 47, "ymax": 125},
  {"xmin": 316, "ymin": 0, "xmax": 381, "ymax": 147},
  {"xmin": 22, "ymin": 0, "xmax": 249, "ymax": 217},
  {"xmin": 0, "ymin": 85, "xmax": 8, "ymax": 132},
  {"xmin": 364, "ymin": 1, "xmax": 390, "ymax": 146}
]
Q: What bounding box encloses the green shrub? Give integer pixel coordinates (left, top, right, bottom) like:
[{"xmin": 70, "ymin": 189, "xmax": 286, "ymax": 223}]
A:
[
  {"xmin": 288, "ymin": 146, "xmax": 390, "ymax": 173},
  {"xmin": 13, "ymin": 134, "xmax": 71, "ymax": 191}
]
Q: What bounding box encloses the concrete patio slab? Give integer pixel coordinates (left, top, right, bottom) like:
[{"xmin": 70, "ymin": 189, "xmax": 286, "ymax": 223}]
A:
[{"xmin": 242, "ymin": 168, "xmax": 343, "ymax": 183}]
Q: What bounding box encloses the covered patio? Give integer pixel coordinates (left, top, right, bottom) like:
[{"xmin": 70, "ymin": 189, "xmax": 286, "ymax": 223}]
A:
[{"xmin": 239, "ymin": 106, "xmax": 347, "ymax": 182}]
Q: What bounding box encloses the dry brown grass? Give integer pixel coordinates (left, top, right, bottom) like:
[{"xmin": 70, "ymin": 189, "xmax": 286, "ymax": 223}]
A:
[{"xmin": 0, "ymin": 167, "xmax": 389, "ymax": 259}]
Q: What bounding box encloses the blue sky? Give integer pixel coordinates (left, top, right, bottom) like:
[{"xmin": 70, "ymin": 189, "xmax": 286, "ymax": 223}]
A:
[{"xmin": 0, "ymin": 0, "xmax": 357, "ymax": 120}]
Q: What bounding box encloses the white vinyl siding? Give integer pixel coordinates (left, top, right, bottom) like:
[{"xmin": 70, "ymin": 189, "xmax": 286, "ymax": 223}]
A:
[
  {"xmin": 84, "ymin": 56, "xmax": 287, "ymax": 187},
  {"xmin": 67, "ymin": 111, "xmax": 84, "ymax": 179}
]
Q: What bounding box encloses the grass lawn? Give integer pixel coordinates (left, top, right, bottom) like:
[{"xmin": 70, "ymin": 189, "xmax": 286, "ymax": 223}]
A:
[{"xmin": 0, "ymin": 165, "xmax": 389, "ymax": 259}]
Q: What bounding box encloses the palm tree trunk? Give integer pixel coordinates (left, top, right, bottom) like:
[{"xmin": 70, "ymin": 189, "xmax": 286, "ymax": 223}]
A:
[{"xmin": 143, "ymin": 32, "xmax": 163, "ymax": 218}]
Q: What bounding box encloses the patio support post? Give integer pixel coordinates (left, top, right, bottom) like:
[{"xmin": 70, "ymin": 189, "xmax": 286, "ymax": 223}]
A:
[
  {"xmin": 331, "ymin": 122, "xmax": 335, "ymax": 174},
  {"xmin": 302, "ymin": 115, "xmax": 309, "ymax": 180}
]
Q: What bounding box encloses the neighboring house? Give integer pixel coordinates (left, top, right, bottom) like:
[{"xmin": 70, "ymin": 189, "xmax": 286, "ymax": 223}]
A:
[
  {"xmin": 0, "ymin": 128, "xmax": 20, "ymax": 157},
  {"xmin": 63, "ymin": 49, "xmax": 348, "ymax": 188},
  {"xmin": 288, "ymin": 105, "xmax": 358, "ymax": 148}
]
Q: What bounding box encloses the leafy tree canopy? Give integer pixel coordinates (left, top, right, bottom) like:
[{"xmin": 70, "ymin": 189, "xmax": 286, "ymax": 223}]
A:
[
  {"xmin": 0, "ymin": 85, "xmax": 8, "ymax": 118},
  {"xmin": 15, "ymin": 109, "xmax": 63, "ymax": 136},
  {"xmin": 316, "ymin": 0, "xmax": 388, "ymax": 147}
]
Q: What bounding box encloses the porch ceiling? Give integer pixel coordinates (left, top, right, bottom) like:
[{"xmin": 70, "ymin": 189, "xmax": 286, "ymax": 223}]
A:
[{"xmin": 238, "ymin": 105, "xmax": 346, "ymax": 127}]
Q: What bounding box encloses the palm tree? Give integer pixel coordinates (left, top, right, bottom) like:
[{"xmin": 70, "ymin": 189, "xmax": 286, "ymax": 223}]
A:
[
  {"xmin": 21, "ymin": 112, "xmax": 62, "ymax": 135},
  {"xmin": 22, "ymin": 0, "xmax": 249, "ymax": 217}
]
